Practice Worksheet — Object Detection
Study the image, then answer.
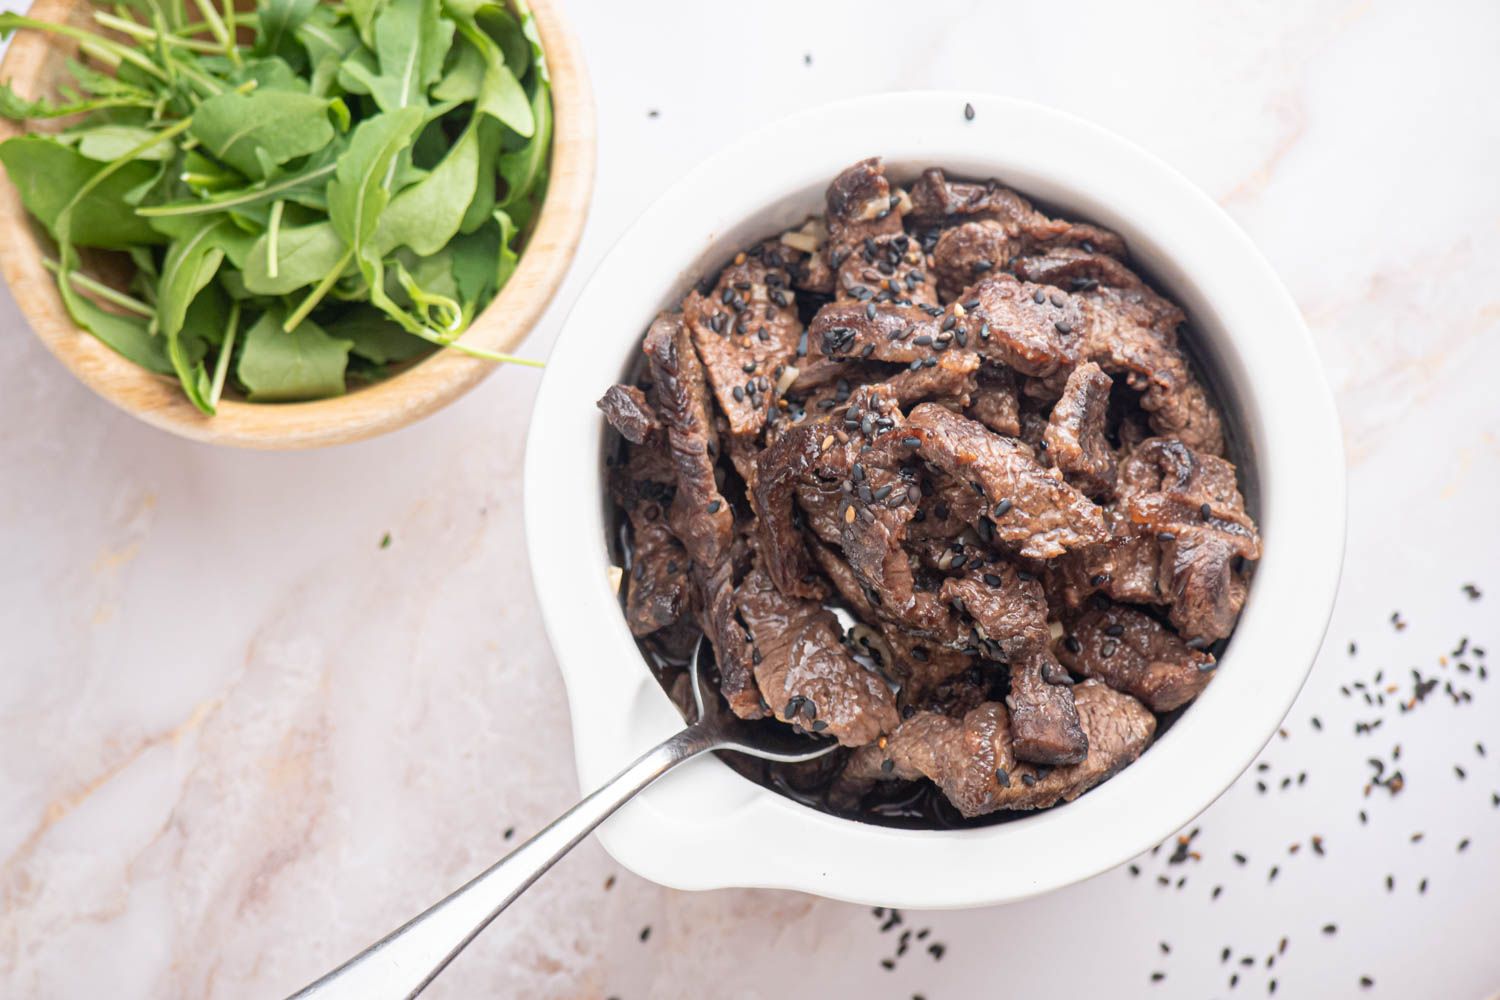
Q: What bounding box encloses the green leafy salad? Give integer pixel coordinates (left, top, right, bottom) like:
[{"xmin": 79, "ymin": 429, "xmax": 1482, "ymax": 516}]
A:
[{"xmin": 0, "ymin": 0, "xmax": 551, "ymax": 412}]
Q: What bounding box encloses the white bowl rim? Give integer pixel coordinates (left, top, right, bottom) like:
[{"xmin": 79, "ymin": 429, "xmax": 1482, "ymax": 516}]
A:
[{"xmin": 524, "ymin": 91, "xmax": 1345, "ymax": 910}]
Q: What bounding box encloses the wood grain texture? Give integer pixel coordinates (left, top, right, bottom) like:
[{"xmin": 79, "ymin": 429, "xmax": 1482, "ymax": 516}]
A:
[{"xmin": 0, "ymin": 0, "xmax": 595, "ymax": 449}]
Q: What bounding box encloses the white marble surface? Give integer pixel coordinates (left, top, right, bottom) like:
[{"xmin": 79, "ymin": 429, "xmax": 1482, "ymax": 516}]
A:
[{"xmin": 3, "ymin": 0, "xmax": 1499, "ymax": 997}]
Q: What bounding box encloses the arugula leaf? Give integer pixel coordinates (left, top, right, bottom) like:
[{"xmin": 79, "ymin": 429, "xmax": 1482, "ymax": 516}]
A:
[
  {"xmin": 459, "ymin": 115, "xmax": 502, "ymax": 234},
  {"xmin": 62, "ymin": 124, "xmax": 176, "ymax": 162},
  {"xmin": 450, "ymin": 223, "xmax": 497, "ymax": 308},
  {"xmin": 233, "ymin": 56, "xmax": 309, "ymax": 93},
  {"xmin": 0, "ymin": 136, "xmax": 163, "ymax": 248},
  {"xmin": 242, "ymin": 219, "xmax": 349, "ymax": 294},
  {"xmin": 341, "ymin": 0, "xmax": 454, "ymax": 113},
  {"xmin": 328, "ymin": 107, "xmax": 426, "ymax": 265},
  {"xmin": 147, "ymin": 212, "xmax": 257, "ymax": 268},
  {"xmin": 0, "ymin": 81, "xmax": 153, "ymax": 120},
  {"xmin": 237, "ymin": 309, "xmax": 354, "ymax": 401},
  {"xmin": 295, "ymin": 9, "xmax": 360, "ymax": 96},
  {"xmin": 432, "ymin": 35, "xmax": 485, "ymax": 102},
  {"xmin": 156, "ymin": 217, "xmax": 238, "ymax": 414},
  {"xmin": 457, "ymin": 22, "xmax": 532, "ymax": 136},
  {"xmin": 157, "ymin": 217, "xmax": 231, "ymax": 340},
  {"xmin": 253, "ymin": 0, "xmax": 319, "ymax": 59},
  {"xmin": 188, "ymin": 88, "xmax": 338, "ymax": 180},
  {"xmin": 374, "ymin": 120, "xmax": 479, "ymax": 256},
  {"xmin": 63, "ymin": 292, "xmax": 174, "ymax": 375},
  {"xmin": 493, "ymin": 208, "xmax": 520, "ymax": 290},
  {"xmin": 477, "ymin": 6, "xmax": 529, "ymax": 80},
  {"xmin": 327, "ymin": 305, "xmax": 432, "ymax": 363},
  {"xmin": 346, "ymin": 0, "xmax": 390, "ymax": 48},
  {"xmin": 498, "ymin": 79, "xmax": 551, "ymax": 216}
]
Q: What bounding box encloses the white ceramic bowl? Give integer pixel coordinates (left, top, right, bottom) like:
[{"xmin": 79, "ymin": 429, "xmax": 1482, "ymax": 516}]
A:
[{"xmin": 524, "ymin": 93, "xmax": 1345, "ymax": 909}]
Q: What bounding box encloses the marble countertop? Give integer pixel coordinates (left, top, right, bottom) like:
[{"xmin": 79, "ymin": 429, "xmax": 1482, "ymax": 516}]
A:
[{"xmin": 3, "ymin": 0, "xmax": 1498, "ymax": 996}]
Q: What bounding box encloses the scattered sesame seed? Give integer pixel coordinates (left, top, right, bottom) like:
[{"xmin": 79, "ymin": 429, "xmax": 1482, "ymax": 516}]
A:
[{"xmin": 963, "ymin": 102, "xmax": 975, "ymax": 121}]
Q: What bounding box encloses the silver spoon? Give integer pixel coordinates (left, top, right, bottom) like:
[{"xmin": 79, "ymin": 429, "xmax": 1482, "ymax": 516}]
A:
[{"xmin": 289, "ymin": 640, "xmax": 835, "ymax": 1000}]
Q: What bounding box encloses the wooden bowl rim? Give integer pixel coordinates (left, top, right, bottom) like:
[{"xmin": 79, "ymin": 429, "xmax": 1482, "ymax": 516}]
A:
[{"xmin": 0, "ymin": 0, "xmax": 595, "ymax": 449}]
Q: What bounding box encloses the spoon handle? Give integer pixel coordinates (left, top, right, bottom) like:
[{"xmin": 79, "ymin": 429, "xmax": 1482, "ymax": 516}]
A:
[{"xmin": 287, "ymin": 725, "xmax": 717, "ymax": 1000}]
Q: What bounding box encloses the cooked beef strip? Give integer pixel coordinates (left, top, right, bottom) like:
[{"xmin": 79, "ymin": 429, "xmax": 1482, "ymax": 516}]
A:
[
  {"xmin": 684, "ymin": 242, "xmax": 804, "ymax": 441},
  {"xmin": 903, "ymin": 403, "xmax": 1108, "ymax": 559},
  {"xmin": 882, "ymin": 351, "xmax": 979, "ymax": 408},
  {"xmin": 826, "ymin": 157, "xmax": 904, "ymax": 258},
  {"xmin": 835, "ymin": 230, "xmax": 938, "ymax": 309},
  {"xmin": 939, "ymin": 563, "xmax": 1051, "ymax": 660},
  {"xmin": 960, "ymin": 274, "xmax": 1085, "ymax": 379},
  {"xmin": 737, "ymin": 564, "xmax": 898, "ymax": 747},
  {"xmin": 644, "ymin": 312, "xmax": 762, "ymax": 717},
  {"xmin": 811, "ymin": 537, "xmax": 970, "ymax": 656},
  {"xmin": 931, "ymin": 221, "xmax": 1021, "ymax": 300},
  {"xmin": 778, "ymin": 221, "xmax": 837, "ymax": 295},
  {"xmin": 834, "ymin": 679, "xmax": 1152, "ymax": 817},
  {"xmin": 750, "ymin": 422, "xmax": 831, "ymax": 600},
  {"xmin": 1044, "ymin": 361, "xmax": 1117, "ymax": 498},
  {"xmin": 1057, "ymin": 602, "xmax": 1215, "ymax": 712},
  {"xmin": 624, "ymin": 521, "xmax": 693, "ymax": 636},
  {"xmin": 965, "ymin": 366, "xmax": 1022, "ymax": 437},
  {"xmin": 797, "ymin": 351, "xmax": 979, "ymax": 418},
  {"xmin": 1006, "ymin": 647, "xmax": 1089, "ymax": 764},
  {"xmin": 931, "ymin": 557, "xmax": 1091, "ymax": 758},
  {"xmin": 1048, "ymin": 507, "xmax": 1169, "ymax": 610},
  {"xmin": 1012, "ymin": 249, "xmax": 1225, "ymax": 455},
  {"xmin": 597, "ymin": 384, "xmax": 659, "ymax": 445},
  {"xmin": 609, "ymin": 436, "xmax": 694, "ymax": 637},
  {"xmin": 1050, "ymin": 437, "xmax": 1258, "ymax": 640},
  {"xmin": 905, "ymin": 473, "xmax": 988, "ymax": 542},
  {"xmin": 909, "ymin": 167, "xmax": 1129, "ymax": 260},
  {"xmin": 907, "ymin": 168, "xmax": 1040, "ymax": 227},
  {"xmin": 807, "ymin": 299, "xmax": 936, "ymax": 366},
  {"xmin": 644, "ymin": 313, "xmax": 732, "ymax": 565}
]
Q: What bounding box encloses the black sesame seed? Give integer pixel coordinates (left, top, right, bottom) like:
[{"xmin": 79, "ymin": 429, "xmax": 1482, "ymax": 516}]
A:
[
  {"xmin": 706, "ymin": 500, "xmax": 722, "ymax": 513},
  {"xmin": 1022, "ymin": 773, "xmax": 1037, "ymax": 787},
  {"xmin": 995, "ymin": 767, "xmax": 1011, "ymax": 788},
  {"xmin": 963, "ymin": 102, "xmax": 975, "ymax": 121},
  {"xmin": 992, "ymin": 498, "xmax": 1013, "ymax": 517}
]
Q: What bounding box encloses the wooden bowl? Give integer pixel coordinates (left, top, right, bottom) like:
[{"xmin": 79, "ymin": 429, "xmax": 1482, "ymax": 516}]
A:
[{"xmin": 0, "ymin": 0, "xmax": 594, "ymax": 449}]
